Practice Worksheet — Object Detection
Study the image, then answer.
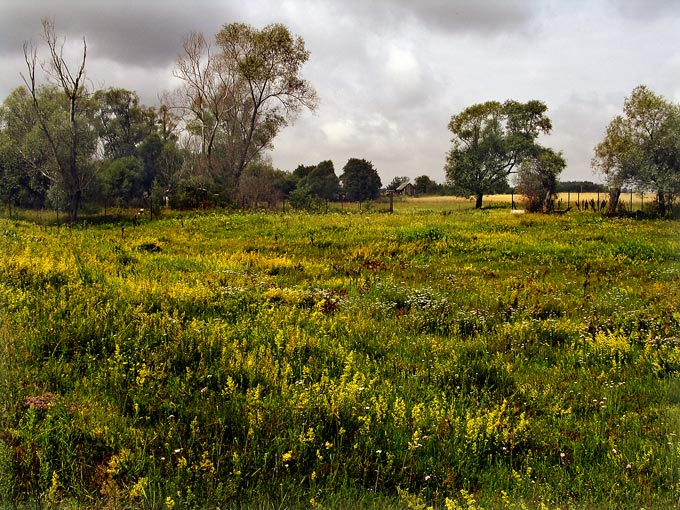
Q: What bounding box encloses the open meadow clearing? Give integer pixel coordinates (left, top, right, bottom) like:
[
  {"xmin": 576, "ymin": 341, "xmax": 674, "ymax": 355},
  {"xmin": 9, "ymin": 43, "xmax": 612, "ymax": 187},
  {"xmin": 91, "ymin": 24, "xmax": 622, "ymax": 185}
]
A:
[{"xmin": 0, "ymin": 206, "xmax": 678, "ymax": 509}]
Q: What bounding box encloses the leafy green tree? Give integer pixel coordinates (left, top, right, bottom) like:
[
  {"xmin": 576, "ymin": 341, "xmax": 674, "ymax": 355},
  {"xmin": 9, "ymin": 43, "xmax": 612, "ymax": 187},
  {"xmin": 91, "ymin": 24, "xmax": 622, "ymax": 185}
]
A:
[
  {"xmin": 555, "ymin": 181, "xmax": 606, "ymax": 193},
  {"xmin": 94, "ymin": 88, "xmax": 156, "ymax": 160},
  {"xmin": 136, "ymin": 132, "xmax": 185, "ymax": 199},
  {"xmin": 100, "ymin": 156, "xmax": 144, "ymax": 208},
  {"xmin": 516, "ymin": 148, "xmax": 566, "ymax": 212},
  {"xmin": 0, "ymin": 87, "xmax": 51, "ymax": 210},
  {"xmin": 271, "ymin": 169, "xmax": 298, "ymax": 200},
  {"xmin": 293, "ymin": 164, "xmax": 315, "ymax": 180},
  {"xmin": 445, "ymin": 100, "xmax": 552, "ymax": 208},
  {"xmin": 218, "ymin": 23, "xmax": 318, "ymax": 178},
  {"xmin": 156, "ymin": 139, "xmax": 187, "ymax": 197},
  {"xmin": 593, "ymin": 85, "xmax": 680, "ymax": 215},
  {"xmin": 0, "ymin": 138, "xmax": 43, "ymax": 213},
  {"xmin": 288, "ymin": 185, "xmax": 317, "ymax": 210},
  {"xmin": 414, "ymin": 175, "xmax": 441, "ymax": 195},
  {"xmin": 340, "ymin": 158, "xmax": 382, "ymax": 202},
  {"xmin": 297, "ymin": 160, "xmax": 340, "ymax": 201}
]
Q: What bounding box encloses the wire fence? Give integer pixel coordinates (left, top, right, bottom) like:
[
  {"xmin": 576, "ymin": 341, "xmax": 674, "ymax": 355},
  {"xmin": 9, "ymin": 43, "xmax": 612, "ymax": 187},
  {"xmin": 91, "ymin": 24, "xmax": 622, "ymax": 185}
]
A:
[{"xmin": 555, "ymin": 190, "xmax": 675, "ymax": 213}]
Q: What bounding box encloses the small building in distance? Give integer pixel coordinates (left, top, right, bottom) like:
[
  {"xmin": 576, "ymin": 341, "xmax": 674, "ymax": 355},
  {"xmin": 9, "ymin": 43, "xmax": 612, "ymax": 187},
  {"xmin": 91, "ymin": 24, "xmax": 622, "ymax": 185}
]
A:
[{"xmin": 396, "ymin": 181, "xmax": 415, "ymax": 196}]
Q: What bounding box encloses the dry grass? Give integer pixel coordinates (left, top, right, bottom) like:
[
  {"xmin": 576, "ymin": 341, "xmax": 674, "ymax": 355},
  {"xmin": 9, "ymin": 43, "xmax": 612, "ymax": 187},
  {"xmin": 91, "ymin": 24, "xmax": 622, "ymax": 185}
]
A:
[{"xmin": 393, "ymin": 192, "xmax": 651, "ymax": 210}]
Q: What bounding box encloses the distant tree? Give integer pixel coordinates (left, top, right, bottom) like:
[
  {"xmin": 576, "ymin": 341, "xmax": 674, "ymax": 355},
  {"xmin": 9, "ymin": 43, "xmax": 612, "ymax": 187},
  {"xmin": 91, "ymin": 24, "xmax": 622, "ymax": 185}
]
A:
[
  {"xmin": 293, "ymin": 164, "xmax": 315, "ymax": 180},
  {"xmin": 297, "ymin": 160, "xmax": 340, "ymax": 201},
  {"xmin": 555, "ymin": 181, "xmax": 606, "ymax": 193},
  {"xmin": 445, "ymin": 100, "xmax": 553, "ymax": 208},
  {"xmin": 288, "ymin": 161, "xmax": 339, "ymax": 209},
  {"xmin": 0, "ymin": 137, "xmax": 47, "ymax": 212},
  {"xmin": 271, "ymin": 168, "xmax": 298, "ymax": 200},
  {"xmin": 100, "ymin": 156, "xmax": 144, "ymax": 208},
  {"xmin": 239, "ymin": 161, "xmax": 284, "ymax": 208},
  {"xmin": 156, "ymin": 103, "xmax": 180, "ymax": 143},
  {"xmin": 516, "ymin": 148, "xmax": 566, "ymax": 212},
  {"xmin": 340, "ymin": 158, "xmax": 382, "ymax": 202},
  {"xmin": 154, "ymin": 138, "xmax": 186, "ymax": 197},
  {"xmin": 593, "ymin": 85, "xmax": 680, "ymax": 215},
  {"xmin": 387, "ymin": 176, "xmax": 409, "ymax": 191},
  {"xmin": 94, "ymin": 88, "xmax": 156, "ymax": 160},
  {"xmin": 414, "ymin": 175, "xmax": 440, "ymax": 195},
  {"xmin": 217, "ymin": 23, "xmax": 318, "ymax": 178},
  {"xmin": 0, "ymin": 87, "xmax": 51, "ymax": 210},
  {"xmin": 288, "ymin": 185, "xmax": 314, "ymax": 210},
  {"xmin": 22, "ymin": 19, "xmax": 96, "ymax": 221}
]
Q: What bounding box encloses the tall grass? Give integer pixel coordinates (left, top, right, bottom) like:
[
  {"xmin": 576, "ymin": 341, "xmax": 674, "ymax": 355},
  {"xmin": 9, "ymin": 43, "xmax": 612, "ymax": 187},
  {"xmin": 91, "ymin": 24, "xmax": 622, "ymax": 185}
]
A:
[{"xmin": 0, "ymin": 207, "xmax": 678, "ymax": 509}]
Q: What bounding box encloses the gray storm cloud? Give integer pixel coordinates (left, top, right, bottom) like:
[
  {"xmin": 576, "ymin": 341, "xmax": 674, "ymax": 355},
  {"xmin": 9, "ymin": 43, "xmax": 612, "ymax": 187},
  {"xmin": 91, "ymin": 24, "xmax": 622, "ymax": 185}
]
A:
[{"xmin": 1, "ymin": 0, "xmax": 679, "ymax": 183}]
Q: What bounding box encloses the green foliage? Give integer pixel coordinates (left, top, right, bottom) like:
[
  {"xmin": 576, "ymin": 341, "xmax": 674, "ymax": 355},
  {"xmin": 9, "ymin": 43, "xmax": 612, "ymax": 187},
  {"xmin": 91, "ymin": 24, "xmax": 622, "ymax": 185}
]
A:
[
  {"xmin": 445, "ymin": 99, "xmax": 554, "ymax": 208},
  {"xmin": 94, "ymin": 88, "xmax": 157, "ymax": 160},
  {"xmin": 2, "ymin": 21, "xmax": 316, "ymax": 215},
  {"xmin": 414, "ymin": 175, "xmax": 443, "ymax": 195},
  {"xmin": 100, "ymin": 156, "xmax": 145, "ymax": 206},
  {"xmin": 593, "ymin": 85, "xmax": 680, "ymax": 215},
  {"xmin": 516, "ymin": 148, "xmax": 566, "ymax": 212},
  {"xmin": 0, "ymin": 80, "xmax": 184, "ymax": 217},
  {"xmin": 340, "ymin": 158, "xmax": 382, "ymax": 201},
  {"xmin": 0, "ymin": 209, "xmax": 678, "ymax": 509},
  {"xmin": 556, "ymin": 181, "xmax": 607, "ymax": 193},
  {"xmin": 299, "ymin": 160, "xmax": 340, "ymax": 201}
]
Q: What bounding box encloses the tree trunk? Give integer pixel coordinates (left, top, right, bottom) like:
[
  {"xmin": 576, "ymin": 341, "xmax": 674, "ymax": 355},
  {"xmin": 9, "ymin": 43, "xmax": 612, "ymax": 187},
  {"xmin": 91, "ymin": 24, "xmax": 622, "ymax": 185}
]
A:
[
  {"xmin": 475, "ymin": 193, "xmax": 483, "ymax": 209},
  {"xmin": 544, "ymin": 191, "xmax": 553, "ymax": 212},
  {"xmin": 657, "ymin": 191, "xmax": 667, "ymax": 217},
  {"xmin": 607, "ymin": 188, "xmax": 621, "ymax": 214},
  {"xmin": 68, "ymin": 190, "xmax": 81, "ymax": 223}
]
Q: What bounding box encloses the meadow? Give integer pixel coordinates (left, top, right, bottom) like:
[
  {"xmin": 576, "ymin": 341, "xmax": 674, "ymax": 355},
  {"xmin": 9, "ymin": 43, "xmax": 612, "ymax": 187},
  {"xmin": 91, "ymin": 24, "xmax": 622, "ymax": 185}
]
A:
[{"xmin": 0, "ymin": 198, "xmax": 678, "ymax": 509}]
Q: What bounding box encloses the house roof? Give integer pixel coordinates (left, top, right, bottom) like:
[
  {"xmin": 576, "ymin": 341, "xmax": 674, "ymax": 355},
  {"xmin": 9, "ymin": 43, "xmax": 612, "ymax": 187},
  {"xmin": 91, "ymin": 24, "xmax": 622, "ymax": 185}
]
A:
[{"xmin": 396, "ymin": 182, "xmax": 412, "ymax": 191}]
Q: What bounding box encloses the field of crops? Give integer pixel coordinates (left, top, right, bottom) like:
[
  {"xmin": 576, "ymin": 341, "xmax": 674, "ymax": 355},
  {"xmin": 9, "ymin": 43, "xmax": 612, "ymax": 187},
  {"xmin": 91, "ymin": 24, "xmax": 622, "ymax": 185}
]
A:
[{"xmin": 0, "ymin": 203, "xmax": 678, "ymax": 509}]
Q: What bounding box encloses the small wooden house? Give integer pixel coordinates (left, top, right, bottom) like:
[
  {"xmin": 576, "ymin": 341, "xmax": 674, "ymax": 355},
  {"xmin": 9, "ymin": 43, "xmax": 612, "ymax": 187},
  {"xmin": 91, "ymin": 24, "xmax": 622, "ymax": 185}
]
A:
[{"xmin": 396, "ymin": 182, "xmax": 415, "ymax": 196}]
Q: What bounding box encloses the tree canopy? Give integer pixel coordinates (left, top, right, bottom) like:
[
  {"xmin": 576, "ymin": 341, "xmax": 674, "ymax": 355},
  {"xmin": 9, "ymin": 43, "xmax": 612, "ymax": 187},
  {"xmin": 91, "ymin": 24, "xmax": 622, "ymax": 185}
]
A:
[
  {"xmin": 340, "ymin": 158, "xmax": 382, "ymax": 202},
  {"xmin": 593, "ymin": 85, "xmax": 680, "ymax": 215},
  {"xmin": 445, "ymin": 99, "xmax": 553, "ymax": 208},
  {"xmin": 413, "ymin": 175, "xmax": 442, "ymax": 195},
  {"xmin": 516, "ymin": 147, "xmax": 566, "ymax": 212}
]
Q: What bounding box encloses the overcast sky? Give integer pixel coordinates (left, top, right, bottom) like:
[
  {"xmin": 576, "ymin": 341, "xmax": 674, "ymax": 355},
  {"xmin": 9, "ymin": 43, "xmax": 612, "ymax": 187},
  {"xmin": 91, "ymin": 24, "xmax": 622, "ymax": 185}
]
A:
[{"xmin": 1, "ymin": 0, "xmax": 679, "ymax": 184}]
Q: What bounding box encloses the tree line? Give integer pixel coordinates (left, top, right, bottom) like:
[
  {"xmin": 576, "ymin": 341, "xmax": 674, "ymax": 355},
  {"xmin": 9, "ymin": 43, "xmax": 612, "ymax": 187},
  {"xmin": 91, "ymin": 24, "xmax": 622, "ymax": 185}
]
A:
[
  {"xmin": 0, "ymin": 20, "xmax": 385, "ymax": 220},
  {"xmin": 1, "ymin": 20, "xmax": 677, "ymax": 220}
]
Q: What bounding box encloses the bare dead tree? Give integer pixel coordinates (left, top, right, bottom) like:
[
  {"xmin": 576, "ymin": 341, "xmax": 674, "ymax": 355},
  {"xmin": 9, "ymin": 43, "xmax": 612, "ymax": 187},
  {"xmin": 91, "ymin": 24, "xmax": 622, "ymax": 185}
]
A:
[
  {"xmin": 21, "ymin": 18, "xmax": 91, "ymax": 221},
  {"xmin": 172, "ymin": 31, "xmax": 238, "ymax": 179}
]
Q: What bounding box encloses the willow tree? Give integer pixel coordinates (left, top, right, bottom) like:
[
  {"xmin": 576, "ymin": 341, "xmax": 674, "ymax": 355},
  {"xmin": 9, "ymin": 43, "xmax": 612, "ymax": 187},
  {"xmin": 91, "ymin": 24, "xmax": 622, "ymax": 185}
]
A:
[
  {"xmin": 593, "ymin": 85, "xmax": 680, "ymax": 215},
  {"xmin": 445, "ymin": 100, "xmax": 552, "ymax": 208}
]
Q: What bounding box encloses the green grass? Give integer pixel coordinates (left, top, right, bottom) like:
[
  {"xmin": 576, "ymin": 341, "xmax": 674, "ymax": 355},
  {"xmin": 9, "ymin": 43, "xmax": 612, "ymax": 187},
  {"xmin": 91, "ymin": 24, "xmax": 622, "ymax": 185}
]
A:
[{"xmin": 0, "ymin": 205, "xmax": 678, "ymax": 509}]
